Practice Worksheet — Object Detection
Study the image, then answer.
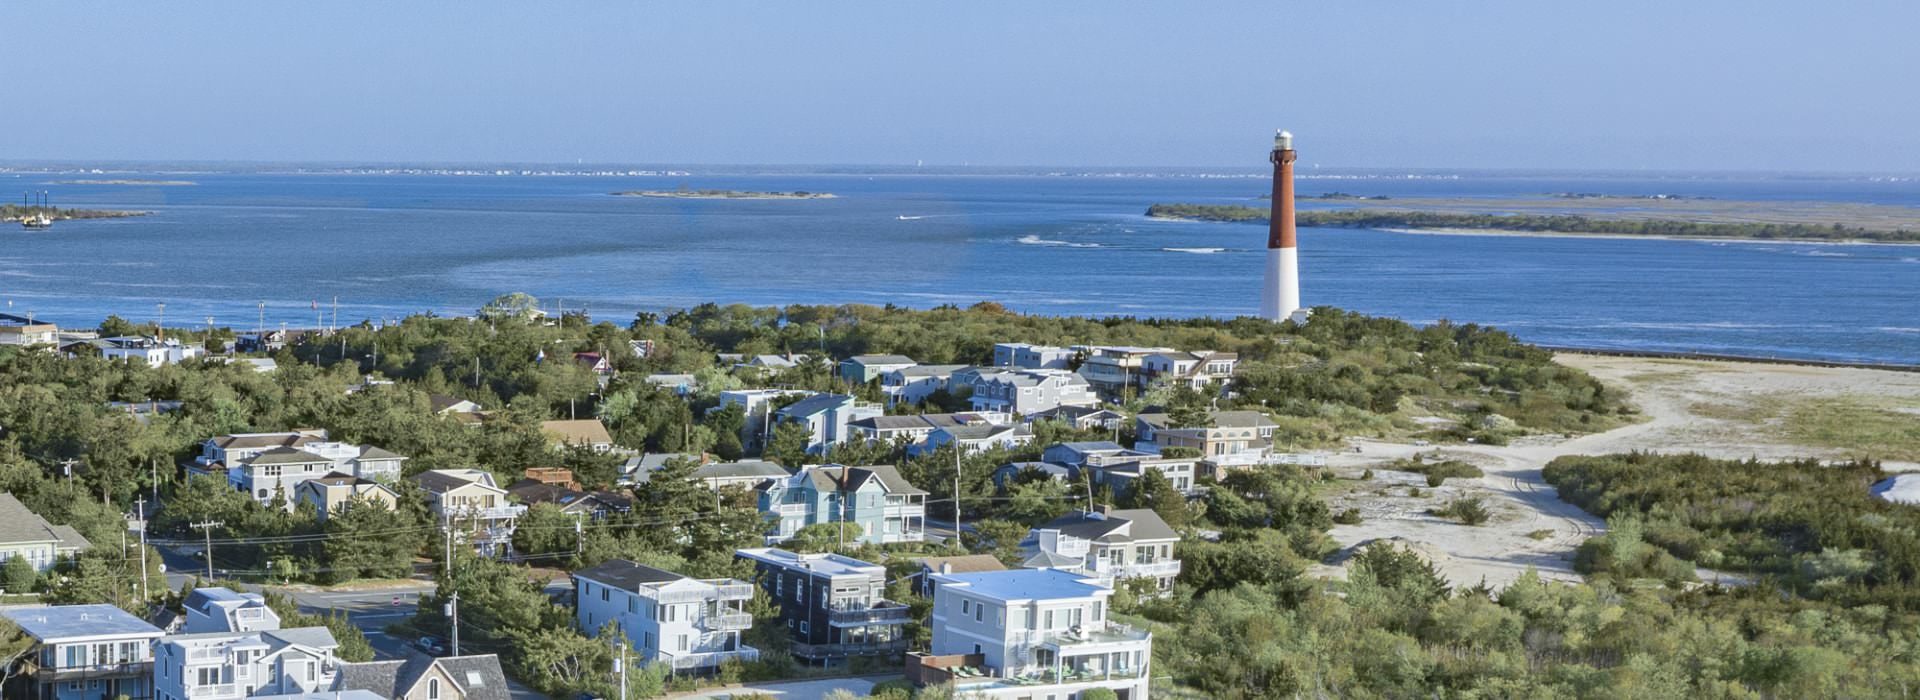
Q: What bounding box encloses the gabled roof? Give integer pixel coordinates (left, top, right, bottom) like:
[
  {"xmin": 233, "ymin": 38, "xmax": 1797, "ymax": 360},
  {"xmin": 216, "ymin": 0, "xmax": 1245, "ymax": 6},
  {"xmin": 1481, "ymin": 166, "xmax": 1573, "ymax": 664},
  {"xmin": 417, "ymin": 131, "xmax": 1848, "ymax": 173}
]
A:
[
  {"xmin": 1038, "ymin": 508, "xmax": 1179, "ymax": 543},
  {"xmin": 1138, "ymin": 409, "xmax": 1276, "ymax": 431},
  {"xmin": 937, "ymin": 423, "xmax": 1030, "ymax": 441},
  {"xmin": 333, "ymin": 654, "xmax": 510, "ymax": 700},
  {"xmin": 357, "ymin": 445, "xmax": 406, "ymax": 461},
  {"xmin": 301, "ymin": 472, "xmax": 375, "ymax": 488},
  {"xmin": 694, "ymin": 460, "xmax": 789, "ymax": 481},
  {"xmin": 848, "ymin": 354, "xmax": 916, "ymax": 366},
  {"xmin": 505, "ymin": 480, "xmax": 602, "ymax": 510},
  {"xmin": 244, "ymin": 446, "xmax": 333, "ymax": 466},
  {"xmin": 212, "ymin": 432, "xmax": 322, "ymax": 450},
  {"xmin": 0, "ymin": 493, "xmax": 90, "ymax": 550},
  {"xmin": 414, "ymin": 469, "xmax": 497, "ymax": 494},
  {"xmin": 916, "ymin": 554, "xmax": 1008, "ymax": 575},
  {"xmin": 541, "ymin": 419, "xmax": 613, "ymax": 446},
  {"xmin": 893, "ymin": 364, "xmax": 970, "ymax": 378}
]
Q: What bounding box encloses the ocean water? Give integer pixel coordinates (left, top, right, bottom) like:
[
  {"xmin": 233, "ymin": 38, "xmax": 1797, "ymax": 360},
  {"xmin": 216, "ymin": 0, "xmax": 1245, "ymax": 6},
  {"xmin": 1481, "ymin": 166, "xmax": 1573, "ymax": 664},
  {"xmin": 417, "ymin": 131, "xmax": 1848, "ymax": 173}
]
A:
[{"xmin": 1, "ymin": 168, "xmax": 1916, "ymax": 364}]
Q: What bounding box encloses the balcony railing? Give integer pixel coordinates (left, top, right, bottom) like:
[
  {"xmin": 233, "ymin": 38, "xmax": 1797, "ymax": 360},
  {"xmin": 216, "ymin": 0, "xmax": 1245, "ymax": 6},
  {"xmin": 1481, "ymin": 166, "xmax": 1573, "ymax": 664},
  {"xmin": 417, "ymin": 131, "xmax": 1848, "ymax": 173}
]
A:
[
  {"xmin": 1115, "ymin": 560, "xmax": 1181, "ymax": 578},
  {"xmin": 37, "ymin": 661, "xmax": 152, "ymax": 681},
  {"xmin": 707, "ymin": 611, "xmax": 753, "ymax": 630},
  {"xmin": 828, "ymin": 601, "xmax": 913, "ymax": 627},
  {"xmin": 646, "ymin": 580, "xmax": 754, "ymax": 605},
  {"xmin": 791, "ymin": 639, "xmax": 908, "ymax": 658},
  {"xmin": 659, "ymin": 645, "xmax": 760, "ymax": 670}
]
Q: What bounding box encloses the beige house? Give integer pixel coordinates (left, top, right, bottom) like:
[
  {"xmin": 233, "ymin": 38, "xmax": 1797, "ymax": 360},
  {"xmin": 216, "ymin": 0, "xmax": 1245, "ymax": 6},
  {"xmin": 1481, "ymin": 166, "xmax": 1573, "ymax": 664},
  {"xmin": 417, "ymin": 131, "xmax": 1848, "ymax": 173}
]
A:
[
  {"xmin": 294, "ymin": 472, "xmax": 401, "ymax": 521},
  {"xmin": 415, "ymin": 469, "xmax": 525, "ymax": 557}
]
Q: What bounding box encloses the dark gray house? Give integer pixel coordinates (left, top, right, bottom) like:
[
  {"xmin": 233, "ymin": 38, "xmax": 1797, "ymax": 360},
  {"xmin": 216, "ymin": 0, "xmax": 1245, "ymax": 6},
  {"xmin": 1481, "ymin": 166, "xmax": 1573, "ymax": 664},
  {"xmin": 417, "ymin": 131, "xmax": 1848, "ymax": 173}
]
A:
[{"xmin": 735, "ymin": 548, "xmax": 911, "ymax": 666}]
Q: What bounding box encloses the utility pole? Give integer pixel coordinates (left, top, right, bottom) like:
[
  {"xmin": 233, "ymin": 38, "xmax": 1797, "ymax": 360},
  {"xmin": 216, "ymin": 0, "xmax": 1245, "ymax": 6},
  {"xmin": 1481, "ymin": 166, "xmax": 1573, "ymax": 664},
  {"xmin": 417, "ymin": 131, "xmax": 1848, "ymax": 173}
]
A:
[
  {"xmin": 190, "ymin": 520, "xmax": 221, "ymax": 579},
  {"xmin": 156, "ymin": 303, "xmax": 166, "ymax": 340},
  {"xmin": 133, "ymin": 497, "xmax": 149, "ymax": 602},
  {"xmin": 442, "ymin": 519, "xmax": 460, "ymax": 656},
  {"xmin": 610, "ymin": 636, "xmax": 629, "ymax": 700},
  {"xmin": 954, "ymin": 446, "xmax": 963, "ymax": 540},
  {"xmin": 331, "ymin": 296, "xmax": 339, "ymax": 332},
  {"xmin": 446, "ymin": 591, "xmax": 460, "ymax": 657},
  {"xmin": 59, "ymin": 459, "xmax": 78, "ymax": 498},
  {"xmin": 574, "ymin": 520, "xmax": 584, "ymax": 557}
]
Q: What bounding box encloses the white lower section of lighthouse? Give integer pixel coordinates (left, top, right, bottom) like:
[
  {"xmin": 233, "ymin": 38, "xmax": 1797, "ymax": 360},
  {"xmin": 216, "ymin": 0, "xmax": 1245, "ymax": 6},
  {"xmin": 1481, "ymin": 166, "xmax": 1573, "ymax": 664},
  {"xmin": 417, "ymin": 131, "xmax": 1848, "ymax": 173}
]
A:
[{"xmin": 1260, "ymin": 247, "xmax": 1305, "ymax": 323}]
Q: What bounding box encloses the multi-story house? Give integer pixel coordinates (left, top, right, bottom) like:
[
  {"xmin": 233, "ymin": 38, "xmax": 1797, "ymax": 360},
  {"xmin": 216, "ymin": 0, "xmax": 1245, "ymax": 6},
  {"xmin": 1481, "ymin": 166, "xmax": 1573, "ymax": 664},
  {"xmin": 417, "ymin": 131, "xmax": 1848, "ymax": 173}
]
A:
[
  {"xmin": 1074, "ymin": 346, "xmax": 1174, "ymax": 397},
  {"xmin": 293, "ymin": 474, "xmax": 400, "ymax": 522},
  {"xmin": 152, "ymin": 627, "xmax": 341, "ymax": 700},
  {"xmin": 713, "ymin": 389, "xmax": 817, "ymax": 452},
  {"xmin": 915, "ymin": 423, "xmax": 1034, "ymax": 457},
  {"xmin": 847, "ymin": 413, "xmax": 1005, "ymax": 449},
  {"xmin": 735, "ymin": 549, "xmax": 911, "ymax": 665},
  {"xmin": 0, "ymin": 493, "xmax": 90, "ymax": 573},
  {"xmin": 757, "ymin": 465, "xmax": 926, "ymax": 545},
  {"xmin": 878, "ymin": 364, "xmax": 972, "ymax": 406},
  {"xmin": 181, "ymin": 589, "xmax": 280, "ymax": 634},
  {"xmin": 837, "ymin": 354, "xmax": 918, "ymax": 384},
  {"xmin": 0, "ymin": 312, "xmax": 58, "ymax": 346},
  {"xmin": 1026, "ymin": 507, "xmax": 1182, "ymax": 592},
  {"xmin": 90, "ymin": 336, "xmax": 206, "ymax": 367},
  {"xmin": 992, "ymin": 343, "xmax": 1074, "ymax": 370},
  {"xmin": 1138, "ymin": 351, "xmax": 1239, "ymax": 391},
  {"xmin": 772, "ymin": 395, "xmax": 883, "ymax": 455},
  {"xmin": 2, "ymin": 604, "xmax": 167, "ymax": 700},
  {"xmin": 964, "ymin": 369, "xmax": 1098, "ymax": 417},
  {"xmin": 573, "ymin": 560, "xmax": 759, "ymax": 672},
  {"xmin": 192, "ymin": 432, "xmax": 407, "ymax": 508},
  {"xmin": 1040, "ymin": 442, "xmax": 1200, "ymax": 495},
  {"xmin": 912, "ymin": 555, "xmax": 1008, "ymax": 598},
  {"xmin": 1135, "ymin": 409, "xmax": 1278, "ymax": 469},
  {"xmin": 909, "ymin": 569, "xmax": 1151, "ymax": 700},
  {"xmin": 327, "ymin": 654, "xmax": 510, "ymax": 700},
  {"xmin": 1022, "ymin": 405, "xmax": 1127, "ymax": 432},
  {"xmin": 415, "ymin": 469, "xmax": 525, "ymax": 557}
]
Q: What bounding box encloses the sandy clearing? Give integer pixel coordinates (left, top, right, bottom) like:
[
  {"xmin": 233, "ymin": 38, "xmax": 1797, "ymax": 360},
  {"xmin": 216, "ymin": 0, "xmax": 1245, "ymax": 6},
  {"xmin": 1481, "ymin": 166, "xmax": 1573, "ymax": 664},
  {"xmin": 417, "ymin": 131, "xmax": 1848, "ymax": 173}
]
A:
[{"xmin": 1313, "ymin": 353, "xmax": 1920, "ymax": 589}]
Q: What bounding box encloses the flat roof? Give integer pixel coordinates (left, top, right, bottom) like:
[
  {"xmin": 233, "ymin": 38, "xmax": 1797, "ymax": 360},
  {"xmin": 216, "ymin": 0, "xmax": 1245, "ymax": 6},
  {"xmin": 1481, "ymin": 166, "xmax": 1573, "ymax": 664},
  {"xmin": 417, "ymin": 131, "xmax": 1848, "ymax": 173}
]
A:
[
  {"xmin": 736, "ymin": 548, "xmax": 882, "ymax": 578},
  {"xmin": 3, "ymin": 604, "xmax": 164, "ymax": 641},
  {"xmin": 932, "ymin": 569, "xmax": 1108, "ymax": 602}
]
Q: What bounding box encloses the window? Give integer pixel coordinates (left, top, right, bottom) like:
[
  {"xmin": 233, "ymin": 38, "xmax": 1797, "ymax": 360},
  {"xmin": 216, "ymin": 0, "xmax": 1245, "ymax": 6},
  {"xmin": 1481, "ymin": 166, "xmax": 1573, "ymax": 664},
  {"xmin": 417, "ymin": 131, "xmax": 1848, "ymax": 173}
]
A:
[
  {"xmin": 308, "ymin": 661, "xmax": 316, "ymax": 681},
  {"xmin": 1044, "ymin": 610, "xmax": 1054, "ymax": 629},
  {"xmin": 962, "ymin": 600, "xmax": 971, "ymax": 615},
  {"xmin": 428, "ymin": 678, "xmax": 440, "ymax": 699},
  {"xmin": 600, "ymin": 587, "xmax": 608, "ymax": 602},
  {"xmin": 800, "ymin": 621, "xmax": 810, "ymax": 634},
  {"xmin": 678, "ymin": 634, "xmax": 688, "ymax": 651},
  {"xmin": 974, "ymin": 605, "xmax": 983, "ymax": 623}
]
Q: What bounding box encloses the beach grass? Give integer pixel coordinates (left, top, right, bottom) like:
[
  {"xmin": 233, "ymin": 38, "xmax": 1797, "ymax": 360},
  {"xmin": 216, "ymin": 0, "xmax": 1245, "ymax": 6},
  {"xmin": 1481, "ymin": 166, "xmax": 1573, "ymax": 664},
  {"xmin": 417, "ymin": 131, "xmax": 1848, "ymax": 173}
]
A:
[{"xmin": 1783, "ymin": 396, "xmax": 1920, "ymax": 462}]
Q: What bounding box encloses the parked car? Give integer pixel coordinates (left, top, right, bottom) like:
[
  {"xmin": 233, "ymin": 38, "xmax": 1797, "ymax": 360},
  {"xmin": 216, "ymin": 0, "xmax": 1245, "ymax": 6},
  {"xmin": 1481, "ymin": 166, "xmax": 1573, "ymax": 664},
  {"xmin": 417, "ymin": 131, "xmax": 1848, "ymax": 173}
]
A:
[{"xmin": 416, "ymin": 636, "xmax": 448, "ymax": 656}]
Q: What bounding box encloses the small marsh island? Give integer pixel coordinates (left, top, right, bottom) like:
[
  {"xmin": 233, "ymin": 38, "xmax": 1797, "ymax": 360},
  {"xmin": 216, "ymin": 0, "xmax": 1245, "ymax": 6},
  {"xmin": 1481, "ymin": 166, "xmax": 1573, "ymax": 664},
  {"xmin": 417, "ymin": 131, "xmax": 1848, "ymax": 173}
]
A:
[{"xmin": 612, "ymin": 189, "xmax": 835, "ymax": 199}]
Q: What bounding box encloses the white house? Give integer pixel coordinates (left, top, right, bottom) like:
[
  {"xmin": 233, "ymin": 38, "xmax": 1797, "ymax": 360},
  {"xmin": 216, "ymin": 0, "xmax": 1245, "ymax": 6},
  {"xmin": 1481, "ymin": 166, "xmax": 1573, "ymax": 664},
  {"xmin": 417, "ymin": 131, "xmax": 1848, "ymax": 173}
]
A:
[
  {"xmin": 713, "ymin": 389, "xmax": 817, "ymax": 452},
  {"xmin": 1025, "ymin": 507, "xmax": 1182, "ymax": 592},
  {"xmin": 199, "ymin": 434, "xmax": 406, "ymax": 509},
  {"xmin": 182, "ymin": 588, "xmax": 280, "ymax": 634},
  {"xmin": 2, "ymin": 604, "xmax": 167, "ymax": 700},
  {"xmin": 913, "ymin": 423, "xmax": 1034, "ymax": 457},
  {"xmin": 91, "ymin": 336, "xmax": 206, "ymax": 367},
  {"xmin": 0, "ymin": 313, "xmax": 58, "ymax": 347},
  {"xmin": 963, "ymin": 369, "xmax": 1098, "ymax": 417},
  {"xmin": 573, "ymin": 560, "xmax": 759, "ymax": 672},
  {"xmin": 912, "ymin": 569, "xmax": 1151, "ymax": 699},
  {"xmin": 0, "ymin": 493, "xmax": 90, "ymax": 574},
  {"xmin": 1138, "ymin": 351, "xmax": 1238, "ymax": 390},
  {"xmin": 153, "ymin": 626, "xmax": 341, "ymax": 700},
  {"xmin": 879, "ymin": 364, "xmax": 972, "ymax": 406},
  {"xmin": 992, "ymin": 343, "xmax": 1074, "ymax": 370},
  {"xmin": 847, "ymin": 412, "xmax": 1007, "ymax": 449},
  {"xmin": 772, "ymin": 394, "xmax": 883, "ymax": 455}
]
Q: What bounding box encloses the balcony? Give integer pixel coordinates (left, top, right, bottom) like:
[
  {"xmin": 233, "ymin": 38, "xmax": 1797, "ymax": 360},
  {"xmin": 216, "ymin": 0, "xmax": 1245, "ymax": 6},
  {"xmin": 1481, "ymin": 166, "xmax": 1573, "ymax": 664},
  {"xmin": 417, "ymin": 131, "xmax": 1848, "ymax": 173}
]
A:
[
  {"xmin": 37, "ymin": 661, "xmax": 152, "ymax": 681},
  {"xmin": 772, "ymin": 503, "xmax": 810, "ymax": 516},
  {"xmin": 1036, "ymin": 622, "xmax": 1151, "ymax": 653},
  {"xmin": 828, "ymin": 600, "xmax": 912, "ymax": 627},
  {"xmin": 707, "ymin": 611, "xmax": 754, "ymax": 630},
  {"xmin": 791, "ymin": 639, "xmax": 908, "ymax": 658},
  {"xmin": 647, "ymin": 580, "xmax": 754, "ymax": 605},
  {"xmin": 659, "ymin": 645, "xmax": 760, "ymax": 671},
  {"xmin": 1116, "ymin": 559, "xmax": 1181, "ymax": 578}
]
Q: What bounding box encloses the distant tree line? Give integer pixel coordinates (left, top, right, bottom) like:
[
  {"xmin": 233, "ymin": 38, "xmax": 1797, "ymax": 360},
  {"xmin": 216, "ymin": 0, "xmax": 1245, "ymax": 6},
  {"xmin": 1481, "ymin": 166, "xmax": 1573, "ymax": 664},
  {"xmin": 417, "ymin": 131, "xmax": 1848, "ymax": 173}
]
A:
[{"xmin": 1144, "ymin": 203, "xmax": 1920, "ymax": 242}]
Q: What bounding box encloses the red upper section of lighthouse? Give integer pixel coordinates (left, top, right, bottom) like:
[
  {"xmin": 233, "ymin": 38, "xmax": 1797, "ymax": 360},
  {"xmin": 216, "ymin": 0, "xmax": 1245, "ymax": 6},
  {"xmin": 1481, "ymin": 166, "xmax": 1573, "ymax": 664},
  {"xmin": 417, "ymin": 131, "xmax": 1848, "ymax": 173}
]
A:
[{"xmin": 1268, "ymin": 147, "xmax": 1297, "ymax": 249}]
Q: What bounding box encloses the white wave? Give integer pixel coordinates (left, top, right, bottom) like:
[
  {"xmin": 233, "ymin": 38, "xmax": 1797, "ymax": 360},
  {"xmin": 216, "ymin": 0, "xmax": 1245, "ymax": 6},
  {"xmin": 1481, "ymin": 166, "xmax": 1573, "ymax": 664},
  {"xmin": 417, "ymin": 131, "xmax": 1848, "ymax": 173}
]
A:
[
  {"xmin": 1879, "ymin": 326, "xmax": 1920, "ymax": 334},
  {"xmin": 896, "ymin": 215, "xmax": 925, "ymax": 220},
  {"xmin": 1163, "ymin": 247, "xmax": 1227, "ymax": 254},
  {"xmin": 1801, "ymin": 250, "xmax": 1850, "ymax": 257},
  {"xmin": 1017, "ymin": 234, "xmax": 1100, "ymax": 248},
  {"xmin": 1901, "ymin": 257, "xmax": 1919, "ymax": 264}
]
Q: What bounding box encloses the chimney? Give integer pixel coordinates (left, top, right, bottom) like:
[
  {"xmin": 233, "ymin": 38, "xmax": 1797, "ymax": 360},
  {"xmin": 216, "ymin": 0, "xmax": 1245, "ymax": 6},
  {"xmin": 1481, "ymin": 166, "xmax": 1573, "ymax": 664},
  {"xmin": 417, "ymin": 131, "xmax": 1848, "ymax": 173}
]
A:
[
  {"xmin": 940, "ymin": 562, "xmax": 952, "ymax": 575},
  {"xmin": 1260, "ymin": 130, "xmax": 1304, "ymax": 322}
]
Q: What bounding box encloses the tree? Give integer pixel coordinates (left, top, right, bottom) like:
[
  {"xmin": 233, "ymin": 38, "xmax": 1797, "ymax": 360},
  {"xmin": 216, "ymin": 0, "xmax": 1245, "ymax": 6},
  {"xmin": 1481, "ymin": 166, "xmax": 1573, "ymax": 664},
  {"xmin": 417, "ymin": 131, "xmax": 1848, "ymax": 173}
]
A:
[
  {"xmin": 511, "ymin": 624, "xmax": 615, "ymax": 699},
  {"xmin": 1123, "ymin": 469, "xmax": 1189, "ymax": 529},
  {"xmin": 512, "ymin": 503, "xmax": 580, "ymax": 562},
  {"xmin": 323, "ymin": 497, "xmax": 426, "ymax": 583},
  {"xmin": 1, "ymin": 555, "xmax": 36, "ymax": 594},
  {"xmin": 968, "ymin": 519, "xmax": 1029, "ymax": 565},
  {"xmin": 765, "ymin": 421, "xmax": 813, "ymax": 467},
  {"xmin": 478, "ymin": 292, "xmax": 543, "ymax": 322}
]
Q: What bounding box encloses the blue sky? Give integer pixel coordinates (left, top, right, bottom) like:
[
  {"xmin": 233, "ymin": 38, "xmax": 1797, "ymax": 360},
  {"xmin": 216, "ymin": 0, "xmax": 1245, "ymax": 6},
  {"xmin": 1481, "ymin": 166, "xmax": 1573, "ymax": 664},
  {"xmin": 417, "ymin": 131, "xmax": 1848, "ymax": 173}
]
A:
[{"xmin": 3, "ymin": 2, "xmax": 1916, "ymax": 171}]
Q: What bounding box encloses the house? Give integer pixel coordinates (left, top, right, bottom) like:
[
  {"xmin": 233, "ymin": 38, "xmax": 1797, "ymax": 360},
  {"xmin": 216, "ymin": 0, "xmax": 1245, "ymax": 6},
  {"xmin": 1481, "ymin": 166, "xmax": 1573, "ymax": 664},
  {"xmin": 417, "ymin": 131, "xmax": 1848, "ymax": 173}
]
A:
[
  {"xmin": 1025, "ymin": 507, "xmax": 1182, "ymax": 592},
  {"xmin": 713, "ymin": 389, "xmax": 817, "ymax": 452},
  {"xmin": 837, "ymin": 354, "xmax": 918, "ymax": 384},
  {"xmin": 414, "ymin": 469, "xmax": 525, "ymax": 558},
  {"xmin": 181, "ymin": 588, "xmax": 280, "ymax": 634},
  {"xmin": 152, "ymin": 626, "xmax": 342, "ymax": 700},
  {"xmin": 736, "ymin": 353, "xmax": 809, "ymax": 373},
  {"xmin": 847, "ymin": 412, "xmax": 1005, "ymax": 448},
  {"xmin": 757, "ymin": 465, "xmax": 927, "ymax": 545},
  {"xmin": 1139, "ymin": 351, "xmax": 1238, "ymax": 390},
  {"xmin": 645, "ymin": 460, "xmax": 792, "ymax": 491},
  {"xmin": 428, "ymin": 395, "xmax": 483, "ymax": 416},
  {"xmin": 77, "ymin": 336, "xmax": 206, "ymax": 367},
  {"xmin": 772, "ymin": 394, "xmax": 883, "ymax": 455},
  {"xmin": 963, "ymin": 369, "xmax": 1098, "ymax": 417},
  {"xmin": 1043, "ymin": 442, "xmax": 1200, "ymax": 495},
  {"xmin": 539, "ymin": 419, "xmax": 614, "ymax": 452},
  {"xmin": 573, "ymin": 352, "xmax": 616, "ymax": 388},
  {"xmin": 0, "ymin": 313, "xmax": 58, "ymax": 346},
  {"xmin": 1135, "ymin": 409, "xmax": 1278, "ymax": 469},
  {"xmin": 736, "ymin": 549, "xmax": 911, "ymax": 665},
  {"xmin": 913, "ymin": 555, "xmax": 1007, "ymax": 598},
  {"xmin": 915, "ymin": 423, "xmax": 1035, "ymax": 457},
  {"xmin": 878, "ymin": 364, "xmax": 971, "ymax": 406},
  {"xmin": 107, "ymin": 400, "xmax": 185, "ymax": 425},
  {"xmin": 328, "ymin": 654, "xmax": 511, "ymax": 700},
  {"xmin": 618, "ymin": 452, "xmax": 706, "ymax": 486},
  {"xmin": 1074, "ymin": 345, "xmax": 1175, "ymax": 396},
  {"xmin": 220, "ymin": 443, "xmax": 407, "ymax": 509},
  {"xmin": 573, "ymin": 560, "xmax": 759, "ymax": 672},
  {"xmin": 231, "ymin": 330, "xmax": 293, "ymax": 354},
  {"xmin": 0, "ymin": 493, "xmax": 90, "ymax": 573},
  {"xmin": 1023, "ymin": 405, "xmax": 1127, "ymax": 432},
  {"xmin": 505, "ymin": 479, "xmax": 614, "ymax": 519},
  {"xmin": 1, "ymin": 604, "xmax": 167, "ymax": 700},
  {"xmin": 643, "ymin": 373, "xmax": 698, "ymax": 396},
  {"xmin": 990, "ymin": 462, "xmax": 1073, "ymax": 491},
  {"xmin": 293, "ymin": 474, "xmax": 399, "ymax": 522},
  {"xmin": 991, "ymin": 343, "xmax": 1074, "ymax": 370},
  {"xmin": 909, "ymin": 569, "xmax": 1150, "ymax": 700},
  {"xmin": 629, "ymin": 338, "xmax": 656, "ymax": 359}
]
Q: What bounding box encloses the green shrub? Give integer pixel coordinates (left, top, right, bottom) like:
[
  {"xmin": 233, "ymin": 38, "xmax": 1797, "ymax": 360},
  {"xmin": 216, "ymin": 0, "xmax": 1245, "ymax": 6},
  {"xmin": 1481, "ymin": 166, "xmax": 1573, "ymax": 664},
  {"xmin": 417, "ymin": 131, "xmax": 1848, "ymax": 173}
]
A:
[
  {"xmin": 1431, "ymin": 497, "xmax": 1491, "ymax": 526},
  {"xmin": 1334, "ymin": 508, "xmax": 1363, "ymax": 525}
]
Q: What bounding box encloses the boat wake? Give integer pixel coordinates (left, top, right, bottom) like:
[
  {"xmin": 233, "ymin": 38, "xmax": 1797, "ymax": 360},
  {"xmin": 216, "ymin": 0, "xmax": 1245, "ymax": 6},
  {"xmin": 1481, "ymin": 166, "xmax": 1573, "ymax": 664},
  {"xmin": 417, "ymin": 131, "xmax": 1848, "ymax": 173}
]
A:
[
  {"xmin": 1017, "ymin": 234, "xmax": 1101, "ymax": 248},
  {"xmin": 1163, "ymin": 247, "xmax": 1227, "ymax": 254}
]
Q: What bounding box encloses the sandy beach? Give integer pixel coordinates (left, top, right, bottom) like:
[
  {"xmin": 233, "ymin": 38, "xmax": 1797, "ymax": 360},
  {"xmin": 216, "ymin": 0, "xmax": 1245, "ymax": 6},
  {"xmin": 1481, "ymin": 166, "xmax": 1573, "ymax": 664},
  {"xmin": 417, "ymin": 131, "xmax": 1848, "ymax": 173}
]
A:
[{"xmin": 1314, "ymin": 353, "xmax": 1920, "ymax": 588}]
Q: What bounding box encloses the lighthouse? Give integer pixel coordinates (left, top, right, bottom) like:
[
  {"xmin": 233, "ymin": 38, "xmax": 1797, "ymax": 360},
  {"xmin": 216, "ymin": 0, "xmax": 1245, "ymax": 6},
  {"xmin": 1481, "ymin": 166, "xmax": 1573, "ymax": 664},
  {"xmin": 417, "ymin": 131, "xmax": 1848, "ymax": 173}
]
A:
[{"xmin": 1260, "ymin": 130, "xmax": 1307, "ymax": 323}]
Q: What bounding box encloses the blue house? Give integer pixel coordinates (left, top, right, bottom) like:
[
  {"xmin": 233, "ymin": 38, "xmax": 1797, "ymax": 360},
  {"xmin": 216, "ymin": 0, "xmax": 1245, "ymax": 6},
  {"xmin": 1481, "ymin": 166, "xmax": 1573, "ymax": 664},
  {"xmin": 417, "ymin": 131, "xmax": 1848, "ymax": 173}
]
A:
[
  {"xmin": 773, "ymin": 395, "xmax": 883, "ymax": 455},
  {"xmin": 757, "ymin": 465, "xmax": 927, "ymax": 545}
]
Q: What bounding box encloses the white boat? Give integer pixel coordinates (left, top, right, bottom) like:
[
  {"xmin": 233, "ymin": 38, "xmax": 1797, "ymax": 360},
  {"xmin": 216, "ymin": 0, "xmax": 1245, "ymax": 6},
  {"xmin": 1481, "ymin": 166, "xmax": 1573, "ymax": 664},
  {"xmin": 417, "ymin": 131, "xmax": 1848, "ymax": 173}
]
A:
[{"xmin": 21, "ymin": 213, "xmax": 52, "ymax": 230}]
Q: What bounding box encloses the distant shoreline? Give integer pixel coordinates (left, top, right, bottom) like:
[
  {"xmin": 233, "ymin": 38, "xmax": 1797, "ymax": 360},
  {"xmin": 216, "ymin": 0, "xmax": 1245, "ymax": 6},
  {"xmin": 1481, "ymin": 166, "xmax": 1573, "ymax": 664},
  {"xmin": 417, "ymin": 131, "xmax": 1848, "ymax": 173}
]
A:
[
  {"xmin": 0, "ymin": 205, "xmax": 148, "ymax": 223},
  {"xmin": 612, "ymin": 189, "xmax": 836, "ymax": 200},
  {"xmin": 47, "ymin": 179, "xmax": 197, "ymax": 186},
  {"xmin": 1145, "ymin": 203, "xmax": 1920, "ymax": 244}
]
